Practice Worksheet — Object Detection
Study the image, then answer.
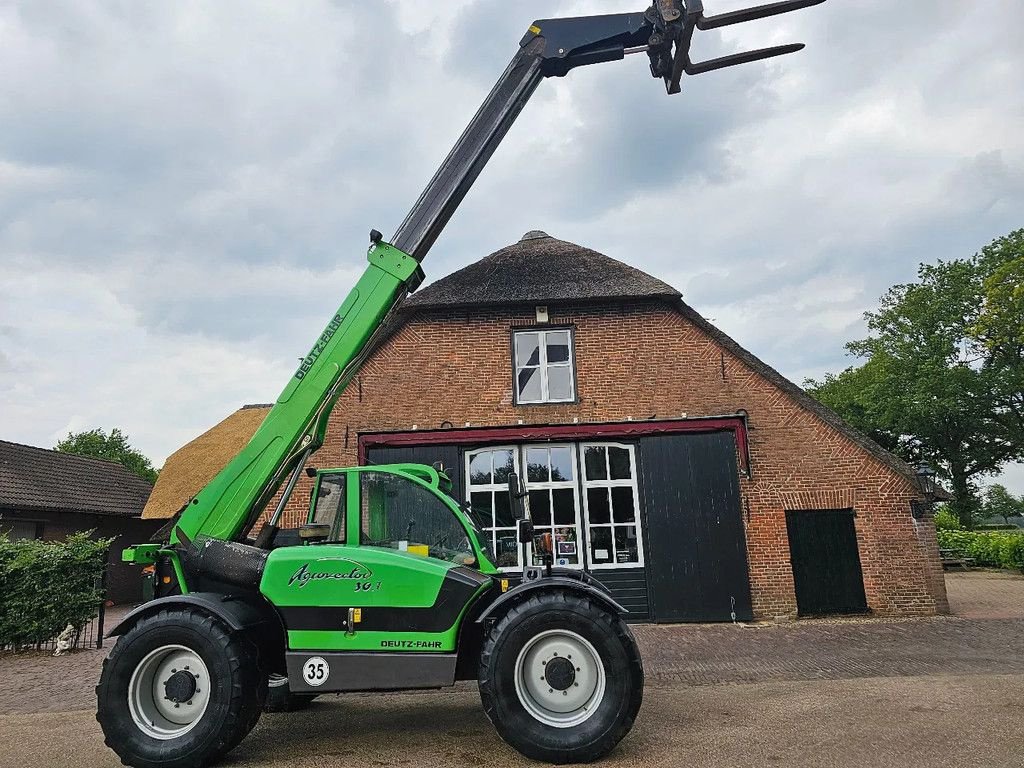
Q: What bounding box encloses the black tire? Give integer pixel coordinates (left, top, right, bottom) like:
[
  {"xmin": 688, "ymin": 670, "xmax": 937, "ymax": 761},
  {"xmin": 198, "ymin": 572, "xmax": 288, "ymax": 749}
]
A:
[
  {"xmin": 264, "ymin": 675, "xmax": 318, "ymax": 713},
  {"xmin": 96, "ymin": 608, "xmax": 267, "ymax": 768},
  {"xmin": 478, "ymin": 591, "xmax": 644, "ymax": 764}
]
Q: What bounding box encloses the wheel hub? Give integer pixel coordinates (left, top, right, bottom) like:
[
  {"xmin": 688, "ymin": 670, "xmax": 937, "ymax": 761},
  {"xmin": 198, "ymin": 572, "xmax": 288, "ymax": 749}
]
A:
[
  {"xmin": 543, "ymin": 657, "xmax": 576, "ymax": 691},
  {"xmin": 163, "ymin": 670, "xmax": 198, "ymax": 704},
  {"xmin": 128, "ymin": 645, "xmax": 211, "ymax": 740},
  {"xmin": 514, "ymin": 629, "xmax": 607, "ymax": 728}
]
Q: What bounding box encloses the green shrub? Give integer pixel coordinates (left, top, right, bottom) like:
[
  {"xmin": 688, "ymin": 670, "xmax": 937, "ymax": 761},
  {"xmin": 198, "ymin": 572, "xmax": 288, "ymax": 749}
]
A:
[
  {"xmin": 937, "ymin": 528, "xmax": 1024, "ymax": 571},
  {"xmin": 0, "ymin": 531, "xmax": 112, "ymax": 648},
  {"xmin": 933, "ymin": 506, "xmax": 963, "ymax": 531}
]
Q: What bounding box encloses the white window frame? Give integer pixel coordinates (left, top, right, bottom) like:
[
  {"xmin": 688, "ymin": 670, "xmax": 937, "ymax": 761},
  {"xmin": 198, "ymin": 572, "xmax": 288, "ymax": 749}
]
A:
[
  {"xmin": 579, "ymin": 442, "xmax": 646, "ymax": 570},
  {"xmin": 522, "ymin": 444, "xmax": 583, "ymax": 570},
  {"xmin": 513, "ymin": 328, "xmax": 576, "ymax": 404},
  {"xmin": 465, "ymin": 446, "xmax": 522, "ymax": 571}
]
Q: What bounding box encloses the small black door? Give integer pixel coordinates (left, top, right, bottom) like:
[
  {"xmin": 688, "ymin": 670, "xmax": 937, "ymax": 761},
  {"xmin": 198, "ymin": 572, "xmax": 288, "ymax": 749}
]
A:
[
  {"xmin": 640, "ymin": 431, "xmax": 753, "ymax": 623},
  {"xmin": 786, "ymin": 509, "xmax": 868, "ymax": 615}
]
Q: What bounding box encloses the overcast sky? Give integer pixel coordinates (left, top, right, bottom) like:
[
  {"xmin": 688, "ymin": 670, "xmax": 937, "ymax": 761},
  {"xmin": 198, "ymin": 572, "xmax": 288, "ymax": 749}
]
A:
[{"xmin": 1, "ymin": 0, "xmax": 1022, "ymax": 492}]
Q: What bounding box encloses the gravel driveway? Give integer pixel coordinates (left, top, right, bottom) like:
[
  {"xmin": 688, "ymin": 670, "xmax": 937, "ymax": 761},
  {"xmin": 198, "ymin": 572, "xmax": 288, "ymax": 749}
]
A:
[{"xmin": 1, "ymin": 572, "xmax": 1022, "ymax": 768}]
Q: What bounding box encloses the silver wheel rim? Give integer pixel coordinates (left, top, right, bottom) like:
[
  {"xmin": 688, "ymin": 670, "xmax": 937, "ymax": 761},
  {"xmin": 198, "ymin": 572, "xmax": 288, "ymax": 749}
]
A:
[
  {"xmin": 128, "ymin": 644, "xmax": 211, "ymax": 740},
  {"xmin": 513, "ymin": 629, "xmax": 606, "ymax": 728}
]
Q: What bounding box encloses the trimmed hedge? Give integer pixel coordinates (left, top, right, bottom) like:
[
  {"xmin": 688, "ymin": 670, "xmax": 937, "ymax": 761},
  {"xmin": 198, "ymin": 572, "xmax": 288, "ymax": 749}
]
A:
[
  {"xmin": 0, "ymin": 531, "xmax": 111, "ymax": 648},
  {"xmin": 937, "ymin": 529, "xmax": 1024, "ymax": 571}
]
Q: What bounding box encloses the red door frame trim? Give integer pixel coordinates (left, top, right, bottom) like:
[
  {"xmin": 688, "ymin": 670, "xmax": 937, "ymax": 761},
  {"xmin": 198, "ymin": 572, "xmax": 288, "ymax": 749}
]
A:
[{"xmin": 358, "ymin": 415, "xmax": 750, "ymax": 474}]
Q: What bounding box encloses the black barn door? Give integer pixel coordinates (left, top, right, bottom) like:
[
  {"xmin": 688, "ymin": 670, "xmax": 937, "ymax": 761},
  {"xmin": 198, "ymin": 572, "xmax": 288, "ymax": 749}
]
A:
[
  {"xmin": 639, "ymin": 431, "xmax": 753, "ymax": 623},
  {"xmin": 786, "ymin": 509, "xmax": 867, "ymax": 615}
]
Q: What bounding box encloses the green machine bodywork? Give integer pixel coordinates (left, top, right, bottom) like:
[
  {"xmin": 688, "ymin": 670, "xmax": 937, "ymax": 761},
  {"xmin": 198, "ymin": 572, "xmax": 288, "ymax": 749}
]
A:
[{"xmin": 261, "ymin": 465, "xmax": 499, "ymax": 654}]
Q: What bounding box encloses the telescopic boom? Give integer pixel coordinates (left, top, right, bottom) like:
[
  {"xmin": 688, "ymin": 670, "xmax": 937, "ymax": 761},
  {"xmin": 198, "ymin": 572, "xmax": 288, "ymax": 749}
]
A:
[{"xmin": 161, "ymin": 0, "xmax": 826, "ymax": 549}]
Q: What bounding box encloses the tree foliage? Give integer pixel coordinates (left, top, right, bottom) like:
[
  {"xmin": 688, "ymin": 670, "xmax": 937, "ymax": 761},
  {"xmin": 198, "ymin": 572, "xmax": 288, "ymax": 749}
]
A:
[
  {"xmin": 806, "ymin": 230, "xmax": 1024, "ymax": 528},
  {"xmin": 55, "ymin": 427, "xmax": 159, "ymax": 484},
  {"xmin": 983, "ymin": 484, "xmax": 1024, "ymax": 526}
]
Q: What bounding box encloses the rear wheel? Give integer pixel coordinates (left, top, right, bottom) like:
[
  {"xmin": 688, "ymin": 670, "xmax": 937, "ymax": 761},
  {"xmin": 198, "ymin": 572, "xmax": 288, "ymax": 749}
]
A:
[
  {"xmin": 478, "ymin": 592, "xmax": 643, "ymax": 764},
  {"xmin": 96, "ymin": 608, "xmax": 266, "ymax": 768}
]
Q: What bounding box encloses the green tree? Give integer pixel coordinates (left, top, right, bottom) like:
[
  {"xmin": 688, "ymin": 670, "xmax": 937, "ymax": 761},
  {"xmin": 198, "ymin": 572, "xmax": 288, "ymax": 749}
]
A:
[
  {"xmin": 55, "ymin": 428, "xmax": 159, "ymax": 484},
  {"xmin": 806, "ymin": 230, "xmax": 1024, "ymax": 528},
  {"xmin": 982, "ymin": 484, "xmax": 1024, "ymax": 526}
]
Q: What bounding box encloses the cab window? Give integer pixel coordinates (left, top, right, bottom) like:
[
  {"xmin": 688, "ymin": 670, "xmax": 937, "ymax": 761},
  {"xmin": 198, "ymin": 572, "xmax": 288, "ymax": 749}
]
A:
[
  {"xmin": 359, "ymin": 471, "xmax": 476, "ymax": 567},
  {"xmin": 311, "ymin": 473, "xmax": 346, "ymax": 541}
]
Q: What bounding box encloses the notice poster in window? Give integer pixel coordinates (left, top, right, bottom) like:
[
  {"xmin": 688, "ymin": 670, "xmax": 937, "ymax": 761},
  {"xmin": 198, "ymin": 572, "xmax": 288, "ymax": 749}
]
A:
[
  {"xmin": 594, "ymin": 548, "xmax": 610, "ymax": 562},
  {"xmin": 616, "ymin": 550, "xmax": 632, "ymax": 564},
  {"xmin": 556, "ymin": 540, "xmax": 577, "ymax": 557}
]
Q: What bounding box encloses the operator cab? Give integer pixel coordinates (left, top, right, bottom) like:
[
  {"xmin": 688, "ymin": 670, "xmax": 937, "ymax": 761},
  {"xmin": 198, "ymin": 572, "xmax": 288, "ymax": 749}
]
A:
[{"xmin": 303, "ymin": 464, "xmax": 494, "ymax": 571}]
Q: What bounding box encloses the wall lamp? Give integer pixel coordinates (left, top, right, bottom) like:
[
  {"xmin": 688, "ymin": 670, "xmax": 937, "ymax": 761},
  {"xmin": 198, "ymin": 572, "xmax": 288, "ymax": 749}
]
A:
[{"xmin": 910, "ymin": 463, "xmax": 938, "ymax": 520}]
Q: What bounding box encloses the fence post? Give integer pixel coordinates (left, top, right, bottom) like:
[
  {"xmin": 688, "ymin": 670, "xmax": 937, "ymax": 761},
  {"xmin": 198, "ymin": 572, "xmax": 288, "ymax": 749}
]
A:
[{"xmin": 95, "ymin": 549, "xmax": 109, "ymax": 649}]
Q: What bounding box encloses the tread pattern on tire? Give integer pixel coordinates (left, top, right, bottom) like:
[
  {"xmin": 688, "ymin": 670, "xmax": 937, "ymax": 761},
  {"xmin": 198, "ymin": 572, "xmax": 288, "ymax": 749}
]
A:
[
  {"xmin": 478, "ymin": 590, "xmax": 644, "ymax": 764},
  {"xmin": 95, "ymin": 608, "xmax": 268, "ymax": 768}
]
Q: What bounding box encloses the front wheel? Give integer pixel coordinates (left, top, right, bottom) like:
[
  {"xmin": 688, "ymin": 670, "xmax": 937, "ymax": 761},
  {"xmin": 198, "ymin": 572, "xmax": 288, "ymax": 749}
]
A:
[
  {"xmin": 96, "ymin": 608, "xmax": 267, "ymax": 768},
  {"xmin": 478, "ymin": 592, "xmax": 644, "ymax": 764}
]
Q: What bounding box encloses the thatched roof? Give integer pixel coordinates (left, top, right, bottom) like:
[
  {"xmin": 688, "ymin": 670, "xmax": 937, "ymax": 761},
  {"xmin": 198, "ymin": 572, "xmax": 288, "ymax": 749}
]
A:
[
  {"xmin": 142, "ymin": 405, "xmax": 271, "ymax": 520},
  {"xmin": 0, "ymin": 440, "xmax": 151, "ymax": 516},
  {"xmin": 406, "ymin": 231, "xmax": 680, "ymax": 310}
]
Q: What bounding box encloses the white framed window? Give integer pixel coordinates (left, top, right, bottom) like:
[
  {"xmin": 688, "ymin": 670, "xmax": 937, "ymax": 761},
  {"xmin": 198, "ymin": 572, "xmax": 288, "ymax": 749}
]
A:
[
  {"xmin": 580, "ymin": 443, "xmax": 645, "ymax": 569},
  {"xmin": 465, "ymin": 444, "xmax": 584, "ymax": 571},
  {"xmin": 513, "ymin": 328, "xmax": 575, "ymax": 404},
  {"xmin": 465, "ymin": 447, "xmax": 521, "ymax": 568},
  {"xmin": 523, "ymin": 444, "xmax": 582, "ymax": 569}
]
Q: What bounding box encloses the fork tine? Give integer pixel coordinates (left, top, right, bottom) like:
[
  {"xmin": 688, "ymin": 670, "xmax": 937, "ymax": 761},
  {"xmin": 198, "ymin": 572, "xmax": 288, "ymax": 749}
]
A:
[{"xmin": 697, "ymin": 0, "xmax": 826, "ymax": 31}]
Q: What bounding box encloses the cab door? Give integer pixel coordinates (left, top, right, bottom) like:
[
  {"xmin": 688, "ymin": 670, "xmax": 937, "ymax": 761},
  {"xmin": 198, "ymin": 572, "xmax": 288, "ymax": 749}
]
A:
[{"xmin": 260, "ymin": 469, "xmax": 490, "ymax": 655}]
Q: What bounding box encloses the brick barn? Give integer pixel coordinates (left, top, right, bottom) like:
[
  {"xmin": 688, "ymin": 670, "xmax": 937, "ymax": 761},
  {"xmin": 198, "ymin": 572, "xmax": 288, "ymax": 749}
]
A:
[{"xmin": 145, "ymin": 231, "xmax": 948, "ymax": 622}]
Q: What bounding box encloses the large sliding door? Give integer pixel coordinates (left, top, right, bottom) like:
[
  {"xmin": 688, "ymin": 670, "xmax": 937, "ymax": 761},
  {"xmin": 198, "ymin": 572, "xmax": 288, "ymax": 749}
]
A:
[{"xmin": 639, "ymin": 431, "xmax": 752, "ymax": 623}]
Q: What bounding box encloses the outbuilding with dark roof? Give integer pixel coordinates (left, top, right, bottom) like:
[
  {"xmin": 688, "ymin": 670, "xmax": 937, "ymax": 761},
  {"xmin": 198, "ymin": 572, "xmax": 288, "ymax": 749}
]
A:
[{"xmin": 0, "ymin": 440, "xmax": 161, "ymax": 603}]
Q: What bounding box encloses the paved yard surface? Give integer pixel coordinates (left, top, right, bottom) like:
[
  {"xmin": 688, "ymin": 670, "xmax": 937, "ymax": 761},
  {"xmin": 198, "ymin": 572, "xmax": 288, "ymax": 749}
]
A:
[{"xmin": 1, "ymin": 572, "xmax": 1022, "ymax": 767}]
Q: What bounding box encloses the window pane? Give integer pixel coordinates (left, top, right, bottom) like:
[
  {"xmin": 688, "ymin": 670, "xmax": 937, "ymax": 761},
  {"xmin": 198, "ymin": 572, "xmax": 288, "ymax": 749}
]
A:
[
  {"xmin": 360, "ymin": 472, "xmax": 473, "ymax": 565},
  {"xmin": 549, "ymin": 446, "xmax": 574, "ymax": 482},
  {"xmin": 469, "ymin": 452, "xmax": 492, "ymax": 485},
  {"xmin": 584, "ymin": 446, "xmax": 607, "ymax": 480},
  {"xmin": 547, "ymin": 366, "xmax": 573, "ymax": 401},
  {"xmin": 495, "ymin": 532, "xmax": 519, "ymax": 567},
  {"xmin": 517, "ymin": 367, "xmax": 542, "ymax": 401},
  {"xmin": 611, "ymin": 486, "xmax": 636, "ymax": 523},
  {"xmin": 553, "ymin": 527, "xmax": 579, "ymax": 565},
  {"xmin": 493, "ymin": 450, "xmax": 514, "ymax": 484},
  {"xmin": 608, "ymin": 446, "xmax": 632, "ymax": 480},
  {"xmin": 589, "ymin": 527, "xmax": 613, "ymax": 564},
  {"xmin": 546, "ymin": 331, "xmax": 570, "ymax": 363},
  {"xmin": 493, "ymin": 491, "xmax": 514, "ymax": 527},
  {"xmin": 552, "ymin": 488, "xmax": 575, "ymax": 525},
  {"xmin": 526, "ymin": 447, "xmax": 549, "ymax": 483},
  {"xmin": 470, "ymin": 492, "xmax": 493, "ymax": 524},
  {"xmin": 614, "ymin": 526, "xmax": 640, "ymax": 564},
  {"xmin": 312, "ymin": 474, "xmax": 346, "ymax": 540},
  {"xmin": 587, "ymin": 487, "xmax": 610, "ymax": 524},
  {"xmin": 515, "ymin": 333, "xmax": 541, "ymax": 367},
  {"xmin": 529, "ymin": 489, "xmax": 551, "ymax": 525}
]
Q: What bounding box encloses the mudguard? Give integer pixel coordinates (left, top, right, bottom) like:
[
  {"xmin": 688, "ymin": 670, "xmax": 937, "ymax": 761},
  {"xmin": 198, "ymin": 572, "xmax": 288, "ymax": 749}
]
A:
[
  {"xmin": 106, "ymin": 592, "xmax": 279, "ymax": 637},
  {"xmin": 475, "ymin": 575, "xmax": 627, "ymax": 625}
]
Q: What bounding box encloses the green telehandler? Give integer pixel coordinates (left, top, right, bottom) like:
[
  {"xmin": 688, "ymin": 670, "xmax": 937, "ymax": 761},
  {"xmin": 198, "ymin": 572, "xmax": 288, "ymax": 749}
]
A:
[{"xmin": 96, "ymin": 2, "xmax": 825, "ymax": 765}]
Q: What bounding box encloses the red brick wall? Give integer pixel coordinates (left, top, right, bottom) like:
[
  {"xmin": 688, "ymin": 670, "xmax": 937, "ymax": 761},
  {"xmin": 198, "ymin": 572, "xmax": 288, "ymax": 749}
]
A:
[{"xmin": 274, "ymin": 299, "xmax": 948, "ymax": 619}]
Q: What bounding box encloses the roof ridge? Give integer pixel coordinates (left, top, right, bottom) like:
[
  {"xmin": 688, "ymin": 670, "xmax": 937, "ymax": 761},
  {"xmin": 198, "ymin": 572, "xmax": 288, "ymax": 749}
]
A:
[
  {"xmin": 407, "ymin": 233, "xmax": 680, "ymax": 311},
  {"xmin": 0, "ymin": 438, "xmax": 123, "ymax": 467}
]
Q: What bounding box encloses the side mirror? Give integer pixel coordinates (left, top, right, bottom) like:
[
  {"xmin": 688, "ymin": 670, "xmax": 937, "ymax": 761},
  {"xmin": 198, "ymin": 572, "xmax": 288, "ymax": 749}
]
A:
[{"xmin": 507, "ymin": 472, "xmax": 528, "ymax": 520}]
